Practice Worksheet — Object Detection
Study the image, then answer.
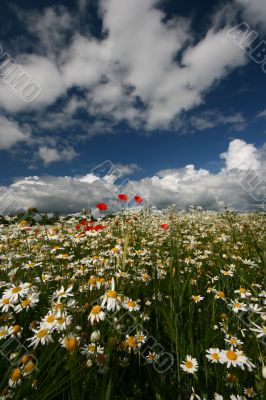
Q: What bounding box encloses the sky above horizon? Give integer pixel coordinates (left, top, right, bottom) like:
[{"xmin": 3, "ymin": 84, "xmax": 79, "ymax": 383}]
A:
[{"xmin": 0, "ymin": 0, "xmax": 265, "ymax": 213}]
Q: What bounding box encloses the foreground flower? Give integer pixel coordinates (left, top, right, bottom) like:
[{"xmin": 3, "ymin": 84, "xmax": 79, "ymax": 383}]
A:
[
  {"xmin": 8, "ymin": 368, "xmax": 22, "ymax": 388},
  {"xmin": 180, "ymin": 355, "xmax": 198, "ymax": 374},
  {"xmin": 101, "ymin": 278, "xmax": 121, "ymax": 311},
  {"xmin": 28, "ymin": 328, "xmax": 53, "ymax": 349},
  {"xmin": 206, "ymin": 348, "xmax": 222, "ymax": 364},
  {"xmin": 88, "ymin": 305, "xmax": 105, "ymax": 324},
  {"xmin": 220, "ymin": 347, "xmax": 248, "ymax": 368},
  {"xmin": 60, "ymin": 334, "xmax": 80, "ymax": 353}
]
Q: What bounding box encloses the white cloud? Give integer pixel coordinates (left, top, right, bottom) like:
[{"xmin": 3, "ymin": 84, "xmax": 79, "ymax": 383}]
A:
[
  {"xmin": 38, "ymin": 146, "xmax": 78, "ymax": 165},
  {"xmin": 220, "ymin": 139, "xmax": 261, "ymax": 170},
  {"xmin": 189, "ymin": 111, "xmax": 246, "ymax": 132},
  {"xmin": 256, "ymin": 109, "xmax": 266, "ymax": 118},
  {"xmin": 235, "ymin": 0, "xmax": 266, "ymax": 32},
  {"xmin": 4, "ymin": 139, "xmax": 266, "ymax": 213},
  {"xmin": 0, "ymin": 0, "xmax": 248, "ymax": 130},
  {"xmin": 0, "ymin": 115, "xmax": 30, "ymax": 149}
]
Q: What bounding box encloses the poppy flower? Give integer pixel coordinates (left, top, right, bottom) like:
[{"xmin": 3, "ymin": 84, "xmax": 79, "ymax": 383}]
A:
[
  {"xmin": 75, "ymin": 224, "xmax": 81, "ymax": 230},
  {"xmin": 96, "ymin": 203, "xmax": 108, "ymax": 211},
  {"xmin": 80, "ymin": 219, "xmax": 88, "ymax": 226},
  {"xmin": 160, "ymin": 223, "xmax": 169, "ymax": 230},
  {"xmin": 95, "ymin": 224, "xmax": 105, "ymax": 231},
  {"xmin": 134, "ymin": 195, "xmax": 143, "ymax": 204},
  {"xmin": 118, "ymin": 194, "xmax": 128, "ymax": 202}
]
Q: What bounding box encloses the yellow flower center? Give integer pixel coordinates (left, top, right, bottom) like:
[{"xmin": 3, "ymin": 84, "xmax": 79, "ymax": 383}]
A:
[
  {"xmin": 3, "ymin": 298, "xmax": 9, "ymax": 304},
  {"xmin": 127, "ymin": 301, "xmax": 136, "ymax": 308},
  {"xmin": 226, "ymin": 350, "xmax": 237, "ymax": 361},
  {"xmin": 57, "ymin": 317, "xmax": 65, "ymax": 325},
  {"xmin": 11, "ymin": 368, "xmax": 21, "ymax": 381},
  {"xmin": 24, "ymin": 361, "xmax": 35, "ymax": 374},
  {"xmin": 127, "ymin": 336, "xmax": 137, "ymax": 347},
  {"xmin": 46, "ymin": 315, "xmax": 56, "ymax": 323},
  {"xmin": 88, "ymin": 277, "xmax": 96, "ymax": 285},
  {"xmin": 12, "ymin": 325, "xmax": 21, "ymax": 333},
  {"xmin": 0, "ymin": 329, "xmax": 7, "ymax": 336},
  {"xmin": 211, "ymin": 353, "xmax": 219, "ymax": 360},
  {"xmin": 37, "ymin": 329, "xmax": 48, "ymax": 338},
  {"xmin": 185, "ymin": 360, "xmax": 193, "ymax": 369},
  {"xmin": 234, "ymin": 303, "xmax": 241, "ymax": 308},
  {"xmin": 107, "ymin": 290, "xmax": 117, "ymax": 298},
  {"xmin": 239, "ymin": 287, "xmax": 246, "ymax": 293},
  {"xmin": 22, "ymin": 299, "xmax": 31, "ymax": 307},
  {"xmin": 12, "ymin": 287, "xmax": 22, "ymax": 294},
  {"xmin": 65, "ymin": 337, "xmax": 78, "ymax": 351},
  {"xmin": 88, "ymin": 344, "xmax": 96, "ymax": 352},
  {"xmin": 91, "ymin": 305, "xmax": 101, "ymax": 314},
  {"xmin": 217, "ymin": 291, "xmax": 225, "ymax": 298}
]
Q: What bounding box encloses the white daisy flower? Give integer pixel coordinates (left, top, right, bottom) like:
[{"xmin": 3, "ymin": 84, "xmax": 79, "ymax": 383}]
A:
[{"xmin": 180, "ymin": 355, "xmax": 198, "ymax": 374}]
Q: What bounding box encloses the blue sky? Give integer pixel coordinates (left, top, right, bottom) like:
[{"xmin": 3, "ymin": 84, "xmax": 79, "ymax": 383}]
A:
[{"xmin": 0, "ymin": 0, "xmax": 265, "ymax": 212}]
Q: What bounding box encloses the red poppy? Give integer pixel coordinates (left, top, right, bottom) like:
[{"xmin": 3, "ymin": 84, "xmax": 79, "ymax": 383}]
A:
[
  {"xmin": 96, "ymin": 203, "xmax": 108, "ymax": 211},
  {"xmin": 95, "ymin": 224, "xmax": 105, "ymax": 231},
  {"xmin": 118, "ymin": 194, "xmax": 128, "ymax": 201},
  {"xmin": 75, "ymin": 224, "xmax": 81, "ymax": 230},
  {"xmin": 84, "ymin": 226, "xmax": 94, "ymax": 232},
  {"xmin": 80, "ymin": 219, "xmax": 88, "ymax": 225},
  {"xmin": 160, "ymin": 223, "xmax": 169, "ymax": 230},
  {"xmin": 134, "ymin": 195, "xmax": 143, "ymax": 204}
]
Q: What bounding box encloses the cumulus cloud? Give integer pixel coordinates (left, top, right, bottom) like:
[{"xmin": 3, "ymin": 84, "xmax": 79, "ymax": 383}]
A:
[
  {"xmin": 0, "ymin": 0, "xmax": 248, "ymax": 130},
  {"xmin": 3, "ymin": 139, "xmax": 265, "ymax": 213},
  {"xmin": 38, "ymin": 145, "xmax": 78, "ymax": 165},
  {"xmin": 235, "ymin": 0, "xmax": 266, "ymax": 33},
  {"xmin": 0, "ymin": 115, "xmax": 30, "ymax": 149}
]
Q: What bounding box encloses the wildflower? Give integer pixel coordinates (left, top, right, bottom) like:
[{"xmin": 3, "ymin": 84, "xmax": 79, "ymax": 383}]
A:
[
  {"xmin": 244, "ymin": 387, "xmax": 256, "ymax": 398},
  {"xmin": 8, "ymin": 368, "xmax": 22, "ymax": 388},
  {"xmin": 192, "ymin": 295, "xmax": 204, "ymax": 303},
  {"xmin": 41, "ymin": 312, "xmax": 58, "ymax": 331},
  {"xmin": 53, "ymin": 285, "xmax": 73, "ymax": 300},
  {"xmin": 215, "ymin": 291, "xmax": 226, "ymax": 300},
  {"xmin": 60, "ymin": 334, "xmax": 80, "ymax": 353},
  {"xmin": 123, "ymin": 299, "xmax": 140, "ymax": 312},
  {"xmin": 118, "ymin": 194, "xmax": 128, "ymax": 201},
  {"xmin": 88, "ymin": 305, "xmax": 105, "ymax": 324},
  {"xmin": 28, "ymin": 328, "xmax": 53, "ymax": 349},
  {"xmin": 206, "ymin": 348, "xmax": 222, "ymax": 364},
  {"xmin": 81, "ymin": 343, "xmax": 104, "ymax": 357},
  {"xmin": 90, "ymin": 330, "xmax": 101, "ymax": 342},
  {"xmin": 3, "ymin": 283, "xmax": 29, "ymax": 302},
  {"xmin": 101, "ymin": 278, "xmax": 121, "ymax": 311},
  {"xmin": 14, "ymin": 292, "xmax": 39, "ymax": 313},
  {"xmin": 0, "ymin": 297, "xmax": 12, "ymax": 312},
  {"xmin": 250, "ymin": 323, "xmax": 266, "ymax": 338},
  {"xmin": 134, "ymin": 196, "xmax": 143, "ymax": 204},
  {"xmin": 96, "ymin": 203, "xmax": 108, "ymax": 211},
  {"xmin": 124, "ymin": 335, "xmax": 138, "ymax": 353},
  {"xmin": 0, "ymin": 326, "xmax": 9, "ymax": 340},
  {"xmin": 229, "ymin": 300, "xmax": 247, "ymax": 313},
  {"xmin": 225, "ymin": 336, "xmax": 243, "ymax": 347},
  {"xmin": 8, "ymin": 325, "xmax": 22, "ymax": 338},
  {"xmin": 160, "ymin": 223, "xmax": 169, "ymax": 230},
  {"xmin": 220, "ymin": 347, "xmax": 248, "ymax": 368},
  {"xmin": 180, "ymin": 355, "xmax": 198, "ymax": 374},
  {"xmin": 234, "ymin": 288, "xmax": 251, "ymax": 298},
  {"xmin": 145, "ymin": 351, "xmax": 158, "ymax": 363}
]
